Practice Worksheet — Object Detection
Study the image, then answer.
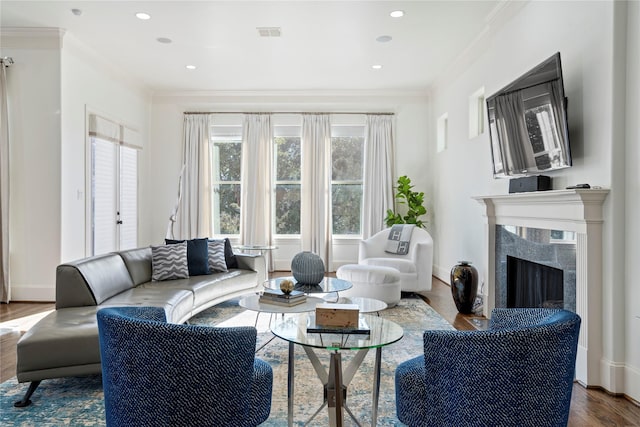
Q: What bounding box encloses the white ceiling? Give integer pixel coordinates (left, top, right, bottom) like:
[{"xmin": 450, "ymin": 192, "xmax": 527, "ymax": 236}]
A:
[{"xmin": 1, "ymin": 1, "xmax": 502, "ymax": 94}]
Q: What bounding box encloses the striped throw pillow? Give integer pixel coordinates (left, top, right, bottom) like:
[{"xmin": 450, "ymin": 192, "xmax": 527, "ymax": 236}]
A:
[
  {"xmin": 151, "ymin": 242, "xmax": 189, "ymax": 281},
  {"xmin": 207, "ymin": 240, "xmax": 228, "ymax": 273}
]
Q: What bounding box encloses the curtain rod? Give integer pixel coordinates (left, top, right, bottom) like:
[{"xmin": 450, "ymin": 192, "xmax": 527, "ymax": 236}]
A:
[{"xmin": 184, "ymin": 111, "xmax": 394, "ymax": 116}]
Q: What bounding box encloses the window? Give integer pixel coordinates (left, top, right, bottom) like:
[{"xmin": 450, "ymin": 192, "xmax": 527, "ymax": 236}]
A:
[
  {"xmin": 273, "ymin": 127, "xmax": 301, "ymax": 235},
  {"xmin": 469, "ymin": 87, "xmax": 486, "ymax": 139},
  {"xmin": 331, "ymin": 126, "xmax": 364, "ymax": 235},
  {"xmin": 211, "ymin": 127, "xmax": 242, "ymax": 235},
  {"xmin": 89, "ymin": 114, "xmax": 139, "ymax": 255}
]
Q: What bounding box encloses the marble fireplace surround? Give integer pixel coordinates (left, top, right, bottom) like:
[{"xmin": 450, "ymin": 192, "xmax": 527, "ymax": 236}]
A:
[{"xmin": 474, "ymin": 189, "xmax": 609, "ymax": 386}]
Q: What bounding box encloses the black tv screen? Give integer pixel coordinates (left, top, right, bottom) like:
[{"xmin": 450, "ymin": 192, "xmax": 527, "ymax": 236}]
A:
[{"xmin": 486, "ymin": 52, "xmax": 572, "ymax": 178}]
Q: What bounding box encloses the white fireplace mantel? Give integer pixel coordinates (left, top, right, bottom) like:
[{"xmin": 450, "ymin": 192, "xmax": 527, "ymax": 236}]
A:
[{"xmin": 473, "ymin": 188, "xmax": 609, "ymax": 386}]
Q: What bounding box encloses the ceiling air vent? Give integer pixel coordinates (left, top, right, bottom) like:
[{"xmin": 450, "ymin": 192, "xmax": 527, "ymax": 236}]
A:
[{"xmin": 257, "ymin": 27, "xmax": 281, "ymax": 37}]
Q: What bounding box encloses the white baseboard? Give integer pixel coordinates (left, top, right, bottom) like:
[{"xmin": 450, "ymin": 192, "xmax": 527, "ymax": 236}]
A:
[
  {"xmin": 10, "ymin": 285, "xmax": 55, "ymax": 302},
  {"xmin": 599, "ymin": 358, "xmax": 626, "ymax": 393},
  {"xmin": 624, "ymin": 363, "xmax": 640, "ymax": 403},
  {"xmin": 433, "ymin": 264, "xmax": 449, "ymax": 284}
]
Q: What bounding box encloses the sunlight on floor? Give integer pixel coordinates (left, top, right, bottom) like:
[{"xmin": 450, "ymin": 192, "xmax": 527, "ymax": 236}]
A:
[{"xmin": 0, "ymin": 310, "xmax": 54, "ymax": 334}]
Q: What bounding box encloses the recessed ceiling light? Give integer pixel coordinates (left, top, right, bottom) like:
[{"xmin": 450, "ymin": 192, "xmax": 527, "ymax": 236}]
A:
[
  {"xmin": 135, "ymin": 12, "xmax": 151, "ymax": 20},
  {"xmin": 186, "ymin": 65, "xmax": 197, "ymax": 70},
  {"xmin": 376, "ymin": 35, "xmax": 393, "ymax": 43},
  {"xmin": 372, "ymin": 65, "xmax": 383, "ymax": 70},
  {"xmin": 71, "ymin": 8, "xmax": 82, "ymax": 16},
  {"xmin": 390, "ymin": 10, "xmax": 405, "ymax": 18},
  {"xmin": 156, "ymin": 37, "xmax": 172, "ymax": 44}
]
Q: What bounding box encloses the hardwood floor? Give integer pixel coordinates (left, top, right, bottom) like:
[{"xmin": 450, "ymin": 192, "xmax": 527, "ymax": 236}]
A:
[{"xmin": 1, "ymin": 276, "xmax": 638, "ymax": 425}]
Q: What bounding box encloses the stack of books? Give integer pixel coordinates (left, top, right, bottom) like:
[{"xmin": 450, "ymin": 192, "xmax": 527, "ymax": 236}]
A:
[{"xmin": 259, "ymin": 289, "xmax": 307, "ymax": 307}]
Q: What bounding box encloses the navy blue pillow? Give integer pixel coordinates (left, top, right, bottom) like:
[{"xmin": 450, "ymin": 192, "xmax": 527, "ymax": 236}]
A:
[
  {"xmin": 224, "ymin": 238, "xmax": 238, "ymax": 269},
  {"xmin": 165, "ymin": 238, "xmax": 210, "ymax": 276}
]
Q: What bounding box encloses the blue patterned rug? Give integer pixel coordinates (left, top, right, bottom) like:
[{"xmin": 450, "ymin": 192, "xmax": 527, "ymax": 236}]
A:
[{"xmin": 0, "ymin": 295, "xmax": 453, "ymax": 426}]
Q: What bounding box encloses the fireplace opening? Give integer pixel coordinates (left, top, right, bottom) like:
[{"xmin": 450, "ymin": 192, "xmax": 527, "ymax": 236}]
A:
[{"xmin": 506, "ymin": 256, "xmax": 564, "ymax": 308}]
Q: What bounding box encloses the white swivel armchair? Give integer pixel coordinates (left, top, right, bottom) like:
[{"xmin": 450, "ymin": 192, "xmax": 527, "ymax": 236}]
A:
[{"xmin": 358, "ymin": 227, "xmax": 434, "ymax": 292}]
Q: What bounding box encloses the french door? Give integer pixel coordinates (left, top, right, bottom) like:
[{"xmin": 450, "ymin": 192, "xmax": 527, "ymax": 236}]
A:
[{"xmin": 89, "ymin": 113, "xmax": 139, "ymax": 255}]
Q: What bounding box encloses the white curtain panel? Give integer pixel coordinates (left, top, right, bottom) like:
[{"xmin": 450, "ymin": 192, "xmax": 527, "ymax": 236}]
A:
[
  {"xmin": 240, "ymin": 114, "xmax": 273, "ymax": 268},
  {"xmin": 0, "ymin": 63, "xmax": 9, "ymax": 302},
  {"xmin": 301, "ymin": 114, "xmax": 332, "ymax": 269},
  {"xmin": 362, "ymin": 114, "xmax": 395, "ymax": 239},
  {"xmin": 177, "ymin": 114, "xmax": 213, "ymax": 239}
]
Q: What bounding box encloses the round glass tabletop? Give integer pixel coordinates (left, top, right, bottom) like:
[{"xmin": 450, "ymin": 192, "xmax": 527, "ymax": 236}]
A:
[
  {"xmin": 265, "ymin": 276, "xmax": 352, "ymax": 294},
  {"xmin": 271, "ymin": 313, "xmax": 403, "ymax": 351},
  {"xmin": 335, "ymin": 296, "xmax": 387, "ymax": 313}
]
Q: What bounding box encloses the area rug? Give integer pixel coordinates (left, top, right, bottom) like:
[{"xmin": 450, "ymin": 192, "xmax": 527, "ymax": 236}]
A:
[{"xmin": 0, "ymin": 295, "xmax": 453, "ymax": 426}]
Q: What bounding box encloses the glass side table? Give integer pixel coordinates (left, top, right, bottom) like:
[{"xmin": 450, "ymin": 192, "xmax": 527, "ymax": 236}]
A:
[
  {"xmin": 271, "ymin": 312, "xmax": 403, "ymax": 427},
  {"xmin": 234, "ymin": 245, "xmax": 278, "ymax": 276}
]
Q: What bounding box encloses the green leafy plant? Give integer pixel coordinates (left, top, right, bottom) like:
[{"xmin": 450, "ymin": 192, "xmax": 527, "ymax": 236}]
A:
[{"xmin": 384, "ymin": 175, "xmax": 427, "ymax": 229}]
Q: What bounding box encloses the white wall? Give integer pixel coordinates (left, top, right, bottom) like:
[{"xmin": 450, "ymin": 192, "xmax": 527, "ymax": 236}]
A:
[
  {"xmin": 2, "ymin": 29, "xmax": 63, "ymax": 301},
  {"xmin": 428, "ymin": 0, "xmax": 637, "ymax": 400},
  {"xmin": 61, "ymin": 34, "xmax": 151, "ymax": 263},
  {"xmin": 624, "ymin": 0, "xmax": 640, "ymax": 403},
  {"xmin": 148, "ymin": 92, "xmax": 429, "ymax": 270},
  {"xmin": 2, "ymin": 29, "xmax": 151, "ymax": 301}
]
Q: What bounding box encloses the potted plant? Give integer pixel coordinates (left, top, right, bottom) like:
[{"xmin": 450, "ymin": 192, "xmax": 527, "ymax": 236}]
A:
[{"xmin": 384, "ymin": 175, "xmax": 427, "ymax": 229}]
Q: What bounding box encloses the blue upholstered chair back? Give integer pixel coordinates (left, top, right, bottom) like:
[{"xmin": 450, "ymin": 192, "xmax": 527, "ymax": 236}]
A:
[
  {"xmin": 396, "ymin": 308, "xmax": 581, "ymax": 427},
  {"xmin": 97, "ymin": 306, "xmax": 272, "ymax": 427}
]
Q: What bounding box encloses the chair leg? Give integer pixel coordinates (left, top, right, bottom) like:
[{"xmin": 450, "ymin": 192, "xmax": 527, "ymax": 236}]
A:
[{"xmin": 14, "ymin": 380, "xmax": 41, "ymax": 407}]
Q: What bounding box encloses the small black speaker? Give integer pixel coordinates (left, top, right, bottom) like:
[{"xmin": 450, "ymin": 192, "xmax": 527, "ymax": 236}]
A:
[{"xmin": 508, "ymin": 175, "xmax": 552, "ymax": 193}]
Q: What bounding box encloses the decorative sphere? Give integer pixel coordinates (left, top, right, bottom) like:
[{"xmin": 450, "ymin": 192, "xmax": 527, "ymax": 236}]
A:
[
  {"xmin": 280, "ymin": 279, "xmax": 294, "ymax": 294},
  {"xmin": 291, "ymin": 251, "xmax": 325, "ymax": 285}
]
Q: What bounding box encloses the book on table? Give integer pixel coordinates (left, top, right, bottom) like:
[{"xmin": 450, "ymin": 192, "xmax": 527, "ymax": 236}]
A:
[
  {"xmin": 261, "ymin": 289, "xmax": 306, "ymax": 301},
  {"xmin": 258, "ymin": 295, "xmax": 307, "ymax": 307}
]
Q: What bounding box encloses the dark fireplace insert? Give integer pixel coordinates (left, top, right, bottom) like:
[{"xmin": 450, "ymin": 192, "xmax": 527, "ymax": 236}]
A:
[{"xmin": 506, "ymin": 255, "xmax": 564, "ymax": 309}]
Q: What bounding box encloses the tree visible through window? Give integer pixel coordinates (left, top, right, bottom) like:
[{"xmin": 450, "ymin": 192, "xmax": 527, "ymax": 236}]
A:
[
  {"xmin": 274, "ymin": 136, "xmax": 301, "ymax": 235},
  {"xmin": 331, "ymin": 134, "xmax": 364, "ymax": 235},
  {"xmin": 211, "ymin": 139, "xmax": 242, "ymax": 235}
]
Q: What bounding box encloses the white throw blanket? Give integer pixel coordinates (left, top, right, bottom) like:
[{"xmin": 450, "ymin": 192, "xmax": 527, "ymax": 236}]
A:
[{"xmin": 385, "ymin": 224, "xmax": 415, "ymax": 255}]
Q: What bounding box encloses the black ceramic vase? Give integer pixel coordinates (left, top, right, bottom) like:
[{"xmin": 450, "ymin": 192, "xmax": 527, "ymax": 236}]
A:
[{"xmin": 450, "ymin": 261, "xmax": 478, "ymax": 314}]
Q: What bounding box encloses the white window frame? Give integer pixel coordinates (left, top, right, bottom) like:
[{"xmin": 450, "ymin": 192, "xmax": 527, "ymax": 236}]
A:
[
  {"xmin": 210, "ymin": 126, "xmax": 243, "ymax": 237},
  {"xmin": 272, "ymin": 125, "xmax": 302, "ymax": 237},
  {"xmin": 330, "ymin": 125, "xmax": 365, "ymax": 238}
]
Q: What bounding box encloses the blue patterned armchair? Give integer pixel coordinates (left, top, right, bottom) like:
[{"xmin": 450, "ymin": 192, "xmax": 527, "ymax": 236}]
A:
[
  {"xmin": 395, "ymin": 308, "xmax": 581, "ymax": 427},
  {"xmin": 97, "ymin": 306, "xmax": 272, "ymax": 427}
]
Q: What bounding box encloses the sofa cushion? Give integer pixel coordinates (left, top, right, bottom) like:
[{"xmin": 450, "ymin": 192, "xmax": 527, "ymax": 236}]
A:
[
  {"xmin": 16, "ymin": 306, "xmax": 102, "ymax": 381},
  {"xmin": 119, "ymin": 247, "xmax": 153, "ymax": 285},
  {"xmin": 99, "ymin": 287, "xmax": 194, "ymax": 324},
  {"xmin": 166, "ymin": 238, "xmax": 210, "ymax": 276},
  {"xmin": 207, "ymin": 239, "xmax": 228, "ymax": 273},
  {"xmin": 151, "ymin": 243, "xmax": 189, "ymax": 281},
  {"xmin": 57, "ymin": 253, "xmax": 135, "ymax": 308}
]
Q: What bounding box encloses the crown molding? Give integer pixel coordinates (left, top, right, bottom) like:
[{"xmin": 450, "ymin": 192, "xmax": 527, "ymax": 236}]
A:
[
  {"xmin": 0, "ymin": 27, "xmax": 65, "ymax": 49},
  {"xmin": 152, "ymin": 89, "xmax": 429, "ymax": 104}
]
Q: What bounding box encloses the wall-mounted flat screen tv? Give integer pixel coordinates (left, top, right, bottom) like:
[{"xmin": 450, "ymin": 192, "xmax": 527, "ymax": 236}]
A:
[{"xmin": 486, "ymin": 52, "xmax": 572, "ymax": 178}]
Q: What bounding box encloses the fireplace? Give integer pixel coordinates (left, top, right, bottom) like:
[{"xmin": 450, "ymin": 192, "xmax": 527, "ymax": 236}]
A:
[
  {"xmin": 495, "ymin": 225, "xmax": 575, "ymax": 312},
  {"xmin": 507, "ymin": 256, "xmax": 563, "ymax": 309},
  {"xmin": 474, "ymin": 189, "xmax": 609, "ymax": 387}
]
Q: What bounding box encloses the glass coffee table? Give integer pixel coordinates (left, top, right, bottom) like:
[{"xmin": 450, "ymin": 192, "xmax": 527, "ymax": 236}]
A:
[
  {"xmin": 265, "ymin": 276, "xmax": 352, "ymax": 302},
  {"xmin": 271, "ymin": 312, "xmax": 403, "ymax": 427},
  {"xmin": 238, "ymin": 293, "xmax": 325, "ymax": 327}
]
